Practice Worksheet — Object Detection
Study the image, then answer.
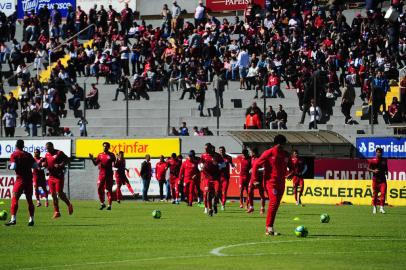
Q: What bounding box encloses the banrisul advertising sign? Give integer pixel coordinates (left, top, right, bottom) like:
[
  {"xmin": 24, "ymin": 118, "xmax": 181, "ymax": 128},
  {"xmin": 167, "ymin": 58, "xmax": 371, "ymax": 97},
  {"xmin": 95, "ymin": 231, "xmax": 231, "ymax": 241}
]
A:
[
  {"xmin": 17, "ymin": 0, "xmax": 76, "ymax": 19},
  {"xmin": 356, "ymin": 137, "xmax": 406, "ymax": 158}
]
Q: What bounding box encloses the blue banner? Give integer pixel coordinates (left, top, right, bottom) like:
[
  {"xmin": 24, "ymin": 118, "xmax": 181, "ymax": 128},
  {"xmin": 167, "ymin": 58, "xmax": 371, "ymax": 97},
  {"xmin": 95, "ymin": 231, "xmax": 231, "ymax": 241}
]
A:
[
  {"xmin": 17, "ymin": 0, "xmax": 76, "ymax": 19},
  {"xmin": 356, "ymin": 137, "xmax": 406, "ymax": 158}
]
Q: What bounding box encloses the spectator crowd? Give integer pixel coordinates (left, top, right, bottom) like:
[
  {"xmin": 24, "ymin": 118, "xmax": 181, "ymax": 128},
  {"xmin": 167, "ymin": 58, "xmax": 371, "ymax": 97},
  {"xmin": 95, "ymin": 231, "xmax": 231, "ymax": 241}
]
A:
[{"xmin": 0, "ymin": 0, "xmax": 405, "ymax": 137}]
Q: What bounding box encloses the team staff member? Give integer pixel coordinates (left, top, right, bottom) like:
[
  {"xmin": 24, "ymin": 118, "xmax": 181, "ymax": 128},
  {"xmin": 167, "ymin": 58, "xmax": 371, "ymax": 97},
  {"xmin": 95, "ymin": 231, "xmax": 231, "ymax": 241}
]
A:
[
  {"xmin": 239, "ymin": 149, "xmax": 251, "ymax": 209},
  {"xmin": 44, "ymin": 142, "xmax": 73, "ymax": 219},
  {"xmin": 287, "ymin": 150, "xmax": 307, "ymax": 206},
  {"xmin": 219, "ymin": 146, "xmax": 234, "ymax": 211},
  {"xmin": 90, "ymin": 142, "xmax": 116, "ymax": 210},
  {"xmin": 33, "ymin": 149, "xmax": 49, "ymax": 208},
  {"xmin": 6, "ymin": 140, "xmax": 37, "ymax": 226},
  {"xmin": 156, "ymin": 155, "xmax": 169, "ymax": 201},
  {"xmin": 367, "ymin": 147, "xmax": 388, "ymax": 214},
  {"xmin": 251, "ymin": 135, "xmax": 292, "ymax": 236},
  {"xmin": 179, "ymin": 150, "xmax": 199, "ymax": 206}
]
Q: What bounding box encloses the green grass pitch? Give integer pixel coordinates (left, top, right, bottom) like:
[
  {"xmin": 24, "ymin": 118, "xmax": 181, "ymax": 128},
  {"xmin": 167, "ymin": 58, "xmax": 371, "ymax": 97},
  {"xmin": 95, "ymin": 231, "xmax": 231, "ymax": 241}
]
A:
[{"xmin": 0, "ymin": 200, "xmax": 405, "ymax": 270}]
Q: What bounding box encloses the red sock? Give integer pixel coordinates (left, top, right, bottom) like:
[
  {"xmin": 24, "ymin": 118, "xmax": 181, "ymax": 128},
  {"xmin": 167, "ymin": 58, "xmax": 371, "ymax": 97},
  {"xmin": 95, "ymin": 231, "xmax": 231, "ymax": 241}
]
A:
[
  {"xmin": 126, "ymin": 183, "xmax": 134, "ymax": 194},
  {"xmin": 10, "ymin": 196, "xmax": 18, "ymax": 215},
  {"xmin": 107, "ymin": 191, "xmax": 112, "ymax": 205},
  {"xmin": 97, "ymin": 184, "xmax": 105, "ymax": 204}
]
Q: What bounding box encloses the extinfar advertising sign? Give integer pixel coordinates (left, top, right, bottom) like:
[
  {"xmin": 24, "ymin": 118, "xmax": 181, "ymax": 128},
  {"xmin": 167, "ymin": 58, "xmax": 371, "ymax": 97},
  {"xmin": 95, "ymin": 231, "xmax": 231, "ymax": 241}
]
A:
[
  {"xmin": 0, "ymin": 0, "xmax": 15, "ymax": 17},
  {"xmin": 17, "ymin": 0, "xmax": 76, "ymax": 19},
  {"xmin": 356, "ymin": 137, "xmax": 406, "ymax": 158},
  {"xmin": 206, "ymin": 0, "xmax": 265, "ymax": 11},
  {"xmin": 0, "ymin": 140, "xmax": 71, "ymax": 158}
]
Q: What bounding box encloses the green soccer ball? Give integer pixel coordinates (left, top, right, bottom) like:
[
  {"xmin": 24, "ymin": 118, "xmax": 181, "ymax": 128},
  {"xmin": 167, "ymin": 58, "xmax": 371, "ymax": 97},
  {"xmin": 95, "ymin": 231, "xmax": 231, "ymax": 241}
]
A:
[
  {"xmin": 320, "ymin": 213, "xmax": 330, "ymax": 223},
  {"xmin": 0, "ymin": 210, "xmax": 8, "ymax": 221},
  {"xmin": 294, "ymin": 225, "xmax": 308, "ymax": 237},
  {"xmin": 152, "ymin": 210, "xmax": 161, "ymax": 219}
]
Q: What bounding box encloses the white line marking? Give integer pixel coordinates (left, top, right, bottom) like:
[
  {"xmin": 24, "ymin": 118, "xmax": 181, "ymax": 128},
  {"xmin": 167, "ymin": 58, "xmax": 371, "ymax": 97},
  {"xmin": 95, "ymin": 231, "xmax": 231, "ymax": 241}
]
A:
[{"xmin": 210, "ymin": 238, "xmax": 406, "ymax": 256}]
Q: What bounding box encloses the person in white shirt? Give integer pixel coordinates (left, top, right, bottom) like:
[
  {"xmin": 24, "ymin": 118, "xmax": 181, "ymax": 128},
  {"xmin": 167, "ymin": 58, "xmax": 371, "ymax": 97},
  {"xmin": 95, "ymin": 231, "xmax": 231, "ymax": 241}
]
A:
[
  {"xmin": 246, "ymin": 62, "xmax": 259, "ymax": 90},
  {"xmin": 171, "ymin": 1, "xmax": 182, "ymax": 33},
  {"xmin": 194, "ymin": 0, "xmax": 206, "ymax": 27},
  {"xmin": 308, "ymin": 99, "xmax": 321, "ymax": 129},
  {"xmin": 2, "ymin": 108, "xmax": 16, "ymax": 137},
  {"xmin": 236, "ymin": 46, "xmax": 250, "ymax": 90}
]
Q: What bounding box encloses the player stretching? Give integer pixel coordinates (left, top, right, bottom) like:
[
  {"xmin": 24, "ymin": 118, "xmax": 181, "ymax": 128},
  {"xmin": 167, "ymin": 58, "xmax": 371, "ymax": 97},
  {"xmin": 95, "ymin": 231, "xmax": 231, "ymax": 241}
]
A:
[
  {"xmin": 200, "ymin": 143, "xmax": 223, "ymax": 216},
  {"xmin": 167, "ymin": 153, "xmax": 182, "ymax": 204},
  {"xmin": 33, "ymin": 149, "xmax": 49, "ymax": 207},
  {"xmin": 179, "ymin": 150, "xmax": 199, "ymax": 206},
  {"xmin": 251, "ymin": 135, "xmax": 292, "ymax": 236},
  {"xmin": 5, "ymin": 140, "xmax": 37, "ymax": 226},
  {"xmin": 288, "ymin": 150, "xmax": 307, "ymax": 206},
  {"xmin": 247, "ymin": 148, "xmax": 266, "ymax": 214},
  {"xmin": 368, "ymin": 147, "xmax": 388, "ymax": 214},
  {"xmin": 219, "ymin": 146, "xmax": 234, "ymax": 211},
  {"xmin": 239, "ymin": 149, "xmax": 251, "ymax": 209},
  {"xmin": 114, "ymin": 151, "xmax": 135, "ymax": 203},
  {"xmin": 90, "ymin": 142, "xmax": 116, "ymax": 210},
  {"xmin": 44, "ymin": 142, "xmax": 73, "ymax": 219}
]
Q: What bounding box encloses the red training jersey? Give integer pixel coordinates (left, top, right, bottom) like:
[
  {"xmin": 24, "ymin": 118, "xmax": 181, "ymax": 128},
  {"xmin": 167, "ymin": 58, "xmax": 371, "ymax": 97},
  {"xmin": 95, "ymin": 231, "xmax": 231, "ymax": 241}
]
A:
[
  {"xmin": 239, "ymin": 155, "xmax": 251, "ymax": 182},
  {"xmin": 155, "ymin": 161, "xmax": 169, "ymax": 181},
  {"xmin": 290, "ymin": 157, "xmax": 306, "ymax": 177},
  {"xmin": 368, "ymin": 157, "xmax": 388, "ymax": 182},
  {"xmin": 114, "ymin": 158, "xmax": 127, "ymax": 179},
  {"xmin": 45, "ymin": 150, "xmax": 68, "ymax": 180},
  {"xmin": 167, "ymin": 158, "xmax": 182, "ymax": 181},
  {"xmin": 200, "ymin": 152, "xmax": 222, "ymax": 182},
  {"xmin": 10, "ymin": 150, "xmax": 35, "ymax": 181},
  {"xmin": 251, "ymin": 146, "xmax": 292, "ymax": 184},
  {"xmin": 95, "ymin": 151, "xmax": 116, "ymax": 178},
  {"xmin": 179, "ymin": 158, "xmax": 199, "ymax": 182}
]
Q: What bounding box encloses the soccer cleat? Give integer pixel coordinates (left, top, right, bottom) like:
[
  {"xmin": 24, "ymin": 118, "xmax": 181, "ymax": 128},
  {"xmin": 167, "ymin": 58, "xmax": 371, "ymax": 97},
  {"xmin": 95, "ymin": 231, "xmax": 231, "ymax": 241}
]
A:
[
  {"xmin": 28, "ymin": 221, "xmax": 34, "ymax": 226},
  {"xmin": 204, "ymin": 207, "xmax": 208, "ymax": 214},
  {"xmin": 213, "ymin": 204, "xmax": 218, "ymax": 214},
  {"xmin": 106, "ymin": 205, "xmax": 111, "ymax": 210},
  {"xmin": 171, "ymin": 200, "xmax": 176, "ymax": 204},
  {"xmin": 5, "ymin": 220, "xmax": 16, "ymax": 226},
  {"xmin": 68, "ymin": 204, "xmax": 74, "ymax": 215},
  {"xmin": 265, "ymin": 227, "xmax": 280, "ymax": 236},
  {"xmin": 239, "ymin": 204, "xmax": 244, "ymax": 209},
  {"xmin": 380, "ymin": 207, "xmax": 386, "ymax": 214},
  {"xmin": 117, "ymin": 200, "xmax": 121, "ymax": 204},
  {"xmin": 36, "ymin": 201, "xmax": 42, "ymax": 207},
  {"xmin": 246, "ymin": 207, "xmax": 254, "ymax": 214},
  {"xmin": 260, "ymin": 207, "xmax": 265, "ymax": 215},
  {"xmin": 221, "ymin": 205, "xmax": 225, "ymax": 211},
  {"xmin": 99, "ymin": 204, "xmax": 106, "ymax": 210},
  {"xmin": 208, "ymin": 209, "xmax": 214, "ymax": 216},
  {"xmin": 45, "ymin": 201, "xmax": 49, "ymax": 207},
  {"xmin": 53, "ymin": 212, "xmax": 61, "ymax": 219},
  {"xmin": 372, "ymin": 206, "xmax": 377, "ymax": 214}
]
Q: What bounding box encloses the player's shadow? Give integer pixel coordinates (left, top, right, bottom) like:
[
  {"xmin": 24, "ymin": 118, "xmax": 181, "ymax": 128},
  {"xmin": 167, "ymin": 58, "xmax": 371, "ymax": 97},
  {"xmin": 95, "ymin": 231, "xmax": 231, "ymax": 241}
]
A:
[
  {"xmin": 310, "ymin": 234, "xmax": 395, "ymax": 238},
  {"xmin": 42, "ymin": 224, "xmax": 115, "ymax": 227}
]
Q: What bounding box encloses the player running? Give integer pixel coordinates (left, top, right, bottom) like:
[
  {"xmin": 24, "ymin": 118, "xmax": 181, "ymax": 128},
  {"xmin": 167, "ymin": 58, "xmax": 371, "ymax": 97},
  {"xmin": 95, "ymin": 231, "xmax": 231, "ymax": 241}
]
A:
[
  {"xmin": 179, "ymin": 150, "xmax": 199, "ymax": 206},
  {"xmin": 287, "ymin": 150, "xmax": 307, "ymax": 206},
  {"xmin": 5, "ymin": 140, "xmax": 37, "ymax": 226},
  {"xmin": 219, "ymin": 146, "xmax": 234, "ymax": 211},
  {"xmin": 367, "ymin": 147, "xmax": 388, "ymax": 214},
  {"xmin": 239, "ymin": 149, "xmax": 251, "ymax": 209},
  {"xmin": 114, "ymin": 151, "xmax": 136, "ymax": 203},
  {"xmin": 33, "ymin": 149, "xmax": 49, "ymax": 207},
  {"xmin": 199, "ymin": 143, "xmax": 223, "ymax": 216},
  {"xmin": 247, "ymin": 148, "xmax": 266, "ymax": 214},
  {"xmin": 43, "ymin": 142, "xmax": 73, "ymax": 219},
  {"xmin": 251, "ymin": 135, "xmax": 292, "ymax": 236},
  {"xmin": 167, "ymin": 153, "xmax": 182, "ymax": 204},
  {"xmin": 155, "ymin": 155, "xmax": 169, "ymax": 201},
  {"xmin": 90, "ymin": 142, "xmax": 116, "ymax": 210}
]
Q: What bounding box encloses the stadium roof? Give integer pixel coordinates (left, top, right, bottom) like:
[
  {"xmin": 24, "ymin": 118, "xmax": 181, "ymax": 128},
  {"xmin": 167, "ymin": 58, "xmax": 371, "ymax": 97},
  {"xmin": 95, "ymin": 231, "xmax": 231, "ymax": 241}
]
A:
[{"xmin": 228, "ymin": 130, "xmax": 354, "ymax": 157}]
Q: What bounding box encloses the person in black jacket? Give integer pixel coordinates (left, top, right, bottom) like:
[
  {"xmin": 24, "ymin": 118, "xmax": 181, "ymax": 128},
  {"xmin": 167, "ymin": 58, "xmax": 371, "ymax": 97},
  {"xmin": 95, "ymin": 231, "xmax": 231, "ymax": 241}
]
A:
[{"xmin": 140, "ymin": 154, "xmax": 152, "ymax": 201}]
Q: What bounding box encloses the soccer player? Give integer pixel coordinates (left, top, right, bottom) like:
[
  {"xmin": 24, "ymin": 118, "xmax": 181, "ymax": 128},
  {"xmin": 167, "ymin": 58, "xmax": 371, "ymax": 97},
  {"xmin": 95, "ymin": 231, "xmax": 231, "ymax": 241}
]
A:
[
  {"xmin": 90, "ymin": 142, "xmax": 116, "ymax": 210},
  {"xmin": 44, "ymin": 142, "xmax": 73, "ymax": 219},
  {"xmin": 219, "ymin": 146, "xmax": 234, "ymax": 211},
  {"xmin": 287, "ymin": 150, "xmax": 307, "ymax": 206},
  {"xmin": 155, "ymin": 155, "xmax": 169, "ymax": 201},
  {"xmin": 199, "ymin": 143, "xmax": 223, "ymax": 216},
  {"xmin": 167, "ymin": 153, "xmax": 182, "ymax": 204},
  {"xmin": 33, "ymin": 149, "xmax": 49, "ymax": 207},
  {"xmin": 247, "ymin": 148, "xmax": 266, "ymax": 214},
  {"xmin": 179, "ymin": 150, "xmax": 199, "ymax": 206},
  {"xmin": 367, "ymin": 147, "xmax": 388, "ymax": 214},
  {"xmin": 114, "ymin": 151, "xmax": 135, "ymax": 203},
  {"xmin": 251, "ymin": 135, "xmax": 292, "ymax": 236},
  {"xmin": 6, "ymin": 140, "xmax": 37, "ymax": 226},
  {"xmin": 239, "ymin": 149, "xmax": 251, "ymax": 209}
]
